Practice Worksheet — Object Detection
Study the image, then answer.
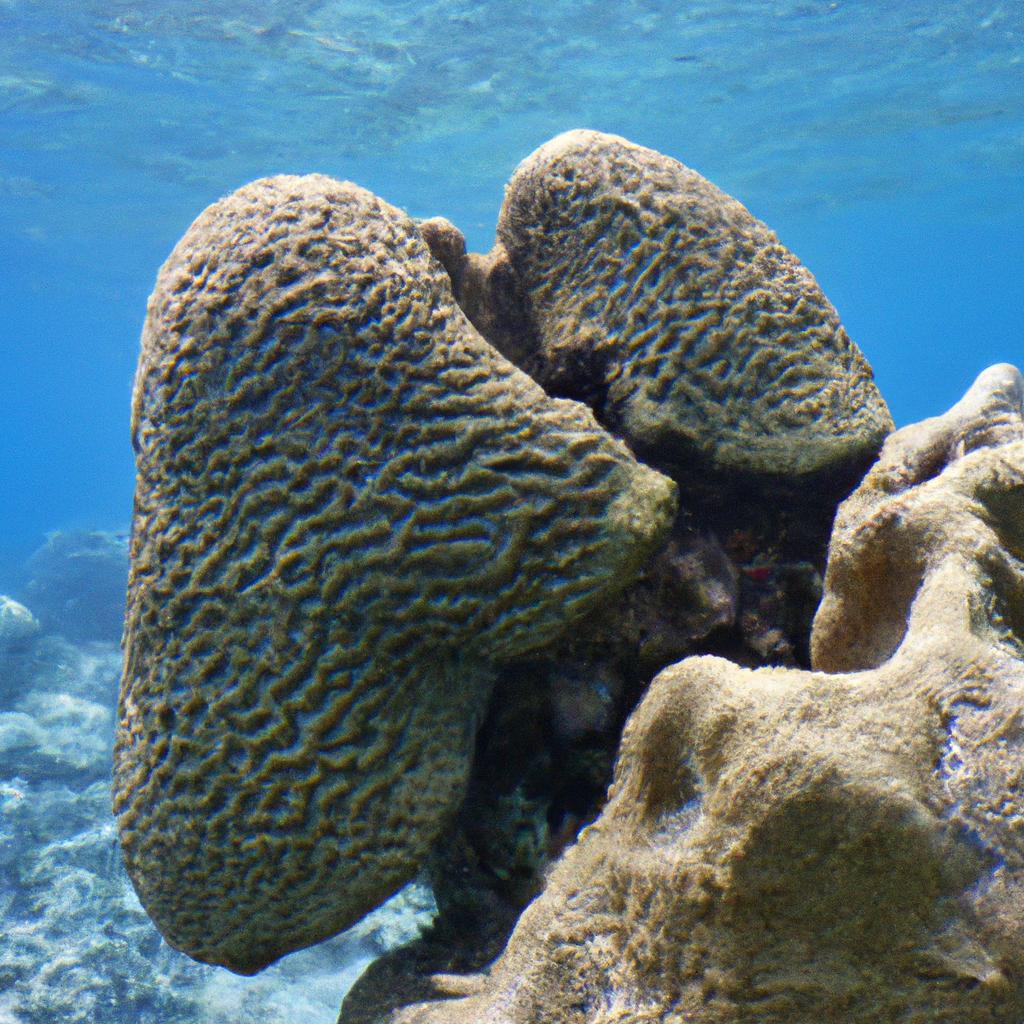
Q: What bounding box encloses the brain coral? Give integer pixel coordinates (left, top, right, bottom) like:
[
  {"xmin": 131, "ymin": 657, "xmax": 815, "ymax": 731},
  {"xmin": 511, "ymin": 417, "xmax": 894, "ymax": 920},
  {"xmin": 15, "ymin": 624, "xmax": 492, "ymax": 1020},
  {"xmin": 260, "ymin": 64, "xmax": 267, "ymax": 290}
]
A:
[
  {"xmin": 385, "ymin": 364, "xmax": 1024, "ymax": 1024},
  {"xmin": 113, "ymin": 174, "xmax": 676, "ymax": 975},
  {"xmin": 475, "ymin": 129, "xmax": 892, "ymax": 479}
]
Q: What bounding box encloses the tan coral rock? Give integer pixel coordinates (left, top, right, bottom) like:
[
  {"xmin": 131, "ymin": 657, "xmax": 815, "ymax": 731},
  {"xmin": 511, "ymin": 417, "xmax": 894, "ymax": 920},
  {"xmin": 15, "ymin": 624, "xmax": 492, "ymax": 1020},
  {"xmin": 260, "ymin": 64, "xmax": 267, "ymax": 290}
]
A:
[
  {"xmin": 114, "ymin": 175, "xmax": 676, "ymax": 976},
  {"xmin": 385, "ymin": 364, "xmax": 1024, "ymax": 1024},
  {"xmin": 812, "ymin": 362, "xmax": 1024, "ymax": 672},
  {"xmin": 477, "ymin": 129, "xmax": 893, "ymax": 479}
]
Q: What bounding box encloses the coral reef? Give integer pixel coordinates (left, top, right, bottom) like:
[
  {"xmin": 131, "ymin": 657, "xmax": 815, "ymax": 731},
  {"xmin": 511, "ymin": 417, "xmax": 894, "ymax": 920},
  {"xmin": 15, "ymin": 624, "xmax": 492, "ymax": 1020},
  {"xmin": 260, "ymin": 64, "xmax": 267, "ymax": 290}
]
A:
[
  {"xmin": 339, "ymin": 133, "xmax": 894, "ymax": 1021},
  {"xmin": 115, "ymin": 131, "xmax": 907, "ymax": 1013},
  {"xmin": 116, "ymin": 174, "xmax": 676, "ymax": 975},
  {"xmin": 23, "ymin": 530, "xmax": 128, "ymax": 642},
  {"xmin": 447, "ymin": 129, "xmax": 892, "ymax": 484},
  {"xmin": 373, "ymin": 364, "xmax": 1024, "ymax": 1023},
  {"xmin": 418, "ymin": 130, "xmax": 894, "ymax": 692}
]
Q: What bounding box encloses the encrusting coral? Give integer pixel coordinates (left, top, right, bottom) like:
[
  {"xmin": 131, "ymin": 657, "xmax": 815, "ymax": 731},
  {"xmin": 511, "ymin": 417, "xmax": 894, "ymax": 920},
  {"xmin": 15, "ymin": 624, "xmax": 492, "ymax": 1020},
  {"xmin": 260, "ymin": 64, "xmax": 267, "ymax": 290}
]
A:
[
  {"xmin": 380, "ymin": 364, "xmax": 1024, "ymax": 1024},
  {"xmin": 114, "ymin": 174, "xmax": 676, "ymax": 975},
  {"xmin": 449, "ymin": 129, "xmax": 893, "ymax": 483}
]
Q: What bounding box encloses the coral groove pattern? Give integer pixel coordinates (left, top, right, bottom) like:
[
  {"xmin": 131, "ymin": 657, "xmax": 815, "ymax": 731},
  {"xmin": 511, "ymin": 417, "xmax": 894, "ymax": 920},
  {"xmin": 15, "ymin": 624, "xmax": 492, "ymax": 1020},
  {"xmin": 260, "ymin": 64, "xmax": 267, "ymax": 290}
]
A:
[
  {"xmin": 489, "ymin": 129, "xmax": 892, "ymax": 477},
  {"xmin": 114, "ymin": 175, "xmax": 675, "ymax": 975},
  {"xmin": 389, "ymin": 365, "xmax": 1024, "ymax": 1023}
]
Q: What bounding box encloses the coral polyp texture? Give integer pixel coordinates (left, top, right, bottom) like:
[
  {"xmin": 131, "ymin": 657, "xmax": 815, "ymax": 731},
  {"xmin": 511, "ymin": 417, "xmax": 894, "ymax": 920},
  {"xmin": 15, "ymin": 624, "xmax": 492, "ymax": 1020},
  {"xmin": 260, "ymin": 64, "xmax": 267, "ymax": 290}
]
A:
[
  {"xmin": 385, "ymin": 365, "xmax": 1024, "ymax": 1024},
  {"xmin": 465, "ymin": 129, "xmax": 892, "ymax": 479},
  {"xmin": 113, "ymin": 174, "xmax": 676, "ymax": 975}
]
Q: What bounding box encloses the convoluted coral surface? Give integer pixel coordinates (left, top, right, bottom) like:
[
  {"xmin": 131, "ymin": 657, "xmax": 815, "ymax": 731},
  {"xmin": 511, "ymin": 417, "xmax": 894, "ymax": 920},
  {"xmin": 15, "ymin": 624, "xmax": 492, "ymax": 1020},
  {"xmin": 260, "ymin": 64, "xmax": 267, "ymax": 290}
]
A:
[
  {"xmin": 385, "ymin": 364, "xmax": 1024, "ymax": 1024},
  {"xmin": 469, "ymin": 129, "xmax": 892, "ymax": 480},
  {"xmin": 115, "ymin": 174, "xmax": 675, "ymax": 975},
  {"xmin": 0, "ymin": 603, "xmax": 437, "ymax": 1024}
]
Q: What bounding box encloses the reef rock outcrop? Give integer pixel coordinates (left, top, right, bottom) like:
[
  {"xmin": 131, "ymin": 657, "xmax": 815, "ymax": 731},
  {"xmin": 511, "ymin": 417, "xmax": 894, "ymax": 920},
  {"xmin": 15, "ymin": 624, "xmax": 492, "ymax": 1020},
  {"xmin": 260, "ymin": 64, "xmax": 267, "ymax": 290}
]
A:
[
  {"xmin": 24, "ymin": 530, "xmax": 128, "ymax": 642},
  {"xmin": 378, "ymin": 364, "xmax": 1024, "ymax": 1024},
  {"xmin": 115, "ymin": 174, "xmax": 676, "ymax": 975}
]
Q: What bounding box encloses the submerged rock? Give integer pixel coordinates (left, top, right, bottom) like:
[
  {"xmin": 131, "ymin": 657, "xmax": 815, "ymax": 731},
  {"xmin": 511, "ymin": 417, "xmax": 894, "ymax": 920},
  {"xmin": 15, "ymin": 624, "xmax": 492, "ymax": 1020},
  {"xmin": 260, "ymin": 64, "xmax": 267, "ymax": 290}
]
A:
[
  {"xmin": 23, "ymin": 530, "xmax": 128, "ymax": 643},
  {"xmin": 362, "ymin": 365, "xmax": 1024, "ymax": 1024}
]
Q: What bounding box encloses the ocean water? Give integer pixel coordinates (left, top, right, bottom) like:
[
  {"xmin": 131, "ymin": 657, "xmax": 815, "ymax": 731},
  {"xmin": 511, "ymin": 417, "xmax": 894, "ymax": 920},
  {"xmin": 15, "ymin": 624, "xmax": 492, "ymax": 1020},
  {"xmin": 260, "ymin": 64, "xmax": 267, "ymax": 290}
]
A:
[
  {"xmin": 0, "ymin": 2, "xmax": 1021, "ymax": 1021},
  {"xmin": 1, "ymin": 0, "xmax": 1022, "ymax": 569}
]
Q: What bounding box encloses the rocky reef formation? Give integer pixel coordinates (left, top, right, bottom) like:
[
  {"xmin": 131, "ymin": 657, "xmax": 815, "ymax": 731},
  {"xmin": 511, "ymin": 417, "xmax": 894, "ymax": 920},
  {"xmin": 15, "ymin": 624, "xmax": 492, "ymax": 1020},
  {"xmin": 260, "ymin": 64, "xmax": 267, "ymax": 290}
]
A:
[
  {"xmin": 116, "ymin": 129, "xmax": 912, "ymax": 1019},
  {"xmin": 368, "ymin": 364, "xmax": 1024, "ymax": 1023}
]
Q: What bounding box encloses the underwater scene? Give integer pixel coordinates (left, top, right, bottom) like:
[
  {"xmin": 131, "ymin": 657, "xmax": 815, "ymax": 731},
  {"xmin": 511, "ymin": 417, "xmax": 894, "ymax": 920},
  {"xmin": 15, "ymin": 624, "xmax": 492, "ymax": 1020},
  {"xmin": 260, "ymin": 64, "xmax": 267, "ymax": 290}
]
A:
[{"xmin": 1, "ymin": 2, "xmax": 1023, "ymax": 1022}]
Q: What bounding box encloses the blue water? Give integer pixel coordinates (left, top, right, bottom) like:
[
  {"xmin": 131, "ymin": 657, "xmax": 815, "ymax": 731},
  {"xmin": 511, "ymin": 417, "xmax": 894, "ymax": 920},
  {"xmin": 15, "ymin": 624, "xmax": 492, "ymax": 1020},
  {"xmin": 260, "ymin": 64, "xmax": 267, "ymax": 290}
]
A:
[{"xmin": 0, "ymin": 1, "xmax": 1022, "ymax": 568}]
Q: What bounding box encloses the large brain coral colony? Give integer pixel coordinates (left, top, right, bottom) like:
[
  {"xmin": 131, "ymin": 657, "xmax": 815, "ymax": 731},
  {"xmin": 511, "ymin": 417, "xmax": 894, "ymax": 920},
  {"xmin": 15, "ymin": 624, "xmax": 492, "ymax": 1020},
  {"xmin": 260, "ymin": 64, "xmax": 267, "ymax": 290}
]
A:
[
  {"xmin": 473, "ymin": 130, "xmax": 892, "ymax": 478},
  {"xmin": 114, "ymin": 130, "xmax": 931, "ymax": 1017},
  {"xmin": 115, "ymin": 173, "xmax": 675, "ymax": 974}
]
